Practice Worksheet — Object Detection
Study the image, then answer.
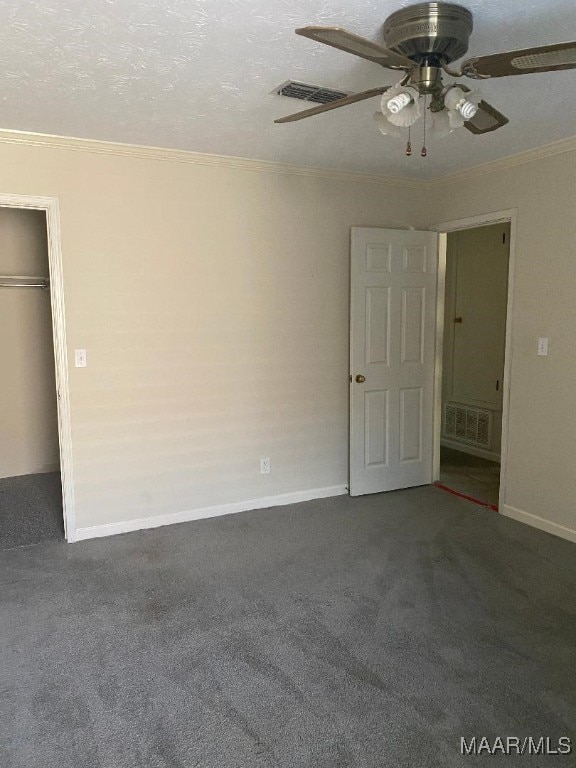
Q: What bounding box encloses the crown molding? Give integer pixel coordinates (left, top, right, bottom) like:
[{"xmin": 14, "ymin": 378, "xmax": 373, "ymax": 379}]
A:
[
  {"xmin": 2, "ymin": 126, "xmax": 575, "ymax": 191},
  {"xmin": 0, "ymin": 128, "xmax": 425, "ymax": 189},
  {"xmin": 430, "ymin": 133, "xmax": 576, "ymax": 187}
]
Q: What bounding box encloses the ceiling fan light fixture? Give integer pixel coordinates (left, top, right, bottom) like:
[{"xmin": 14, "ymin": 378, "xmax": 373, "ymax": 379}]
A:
[
  {"xmin": 448, "ymin": 108, "xmax": 465, "ymax": 129},
  {"xmin": 387, "ymin": 101, "xmax": 421, "ymax": 127},
  {"xmin": 373, "ymin": 112, "xmax": 403, "ymax": 137},
  {"xmin": 444, "ymin": 85, "xmax": 481, "ymax": 119},
  {"xmin": 276, "ymin": 3, "xmax": 552, "ymax": 151},
  {"xmin": 381, "ymin": 83, "xmax": 421, "ymax": 127},
  {"xmin": 429, "ymin": 108, "xmax": 452, "ymax": 138},
  {"xmin": 387, "ymin": 91, "xmax": 412, "ymax": 113},
  {"xmin": 459, "ymin": 100, "xmax": 479, "ymax": 119}
]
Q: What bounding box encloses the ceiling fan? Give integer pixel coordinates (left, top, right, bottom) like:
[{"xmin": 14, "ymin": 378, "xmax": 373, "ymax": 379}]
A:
[{"xmin": 274, "ymin": 2, "xmax": 576, "ymax": 155}]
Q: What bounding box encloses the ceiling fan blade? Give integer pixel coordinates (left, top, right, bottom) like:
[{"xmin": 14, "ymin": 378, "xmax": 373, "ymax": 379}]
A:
[
  {"xmin": 464, "ymin": 101, "xmax": 509, "ymax": 134},
  {"xmin": 275, "ymin": 87, "xmax": 390, "ymax": 124},
  {"xmin": 462, "ymin": 41, "xmax": 576, "ymax": 78},
  {"xmin": 296, "ymin": 26, "xmax": 414, "ymax": 70}
]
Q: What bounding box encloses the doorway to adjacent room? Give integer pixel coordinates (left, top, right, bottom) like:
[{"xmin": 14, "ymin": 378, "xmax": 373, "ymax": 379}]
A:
[{"xmin": 436, "ymin": 219, "xmax": 512, "ymax": 511}]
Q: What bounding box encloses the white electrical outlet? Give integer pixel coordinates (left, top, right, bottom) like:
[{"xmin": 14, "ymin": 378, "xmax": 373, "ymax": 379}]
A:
[
  {"xmin": 537, "ymin": 337, "xmax": 549, "ymax": 356},
  {"xmin": 75, "ymin": 349, "xmax": 87, "ymax": 368},
  {"xmin": 260, "ymin": 457, "xmax": 271, "ymax": 474}
]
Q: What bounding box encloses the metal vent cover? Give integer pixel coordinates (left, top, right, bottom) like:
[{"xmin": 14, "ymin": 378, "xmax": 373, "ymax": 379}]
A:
[
  {"xmin": 444, "ymin": 402, "xmax": 491, "ymax": 447},
  {"xmin": 276, "ymin": 81, "xmax": 349, "ymax": 104}
]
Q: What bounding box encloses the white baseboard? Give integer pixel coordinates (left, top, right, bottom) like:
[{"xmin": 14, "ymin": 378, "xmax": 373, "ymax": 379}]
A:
[
  {"xmin": 73, "ymin": 484, "xmax": 349, "ymax": 542},
  {"xmin": 0, "ymin": 463, "xmax": 60, "ymax": 480},
  {"xmin": 39, "ymin": 463, "xmax": 61, "ymax": 474},
  {"xmin": 501, "ymin": 504, "xmax": 576, "ymax": 545},
  {"xmin": 441, "ymin": 438, "xmax": 500, "ymax": 463}
]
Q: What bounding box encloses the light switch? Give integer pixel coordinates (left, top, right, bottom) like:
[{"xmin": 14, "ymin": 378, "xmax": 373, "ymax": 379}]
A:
[
  {"xmin": 75, "ymin": 349, "xmax": 87, "ymax": 368},
  {"xmin": 537, "ymin": 338, "xmax": 549, "ymax": 356}
]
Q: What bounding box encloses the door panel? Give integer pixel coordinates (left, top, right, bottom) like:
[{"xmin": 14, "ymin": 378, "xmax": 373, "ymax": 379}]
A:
[
  {"xmin": 401, "ymin": 287, "xmax": 425, "ymax": 363},
  {"xmin": 399, "ymin": 387, "xmax": 423, "ymax": 462},
  {"xmin": 350, "ymin": 228, "xmax": 438, "ymax": 496},
  {"xmin": 366, "ymin": 287, "xmax": 391, "ymax": 364},
  {"xmin": 365, "ymin": 389, "xmax": 389, "ymax": 467}
]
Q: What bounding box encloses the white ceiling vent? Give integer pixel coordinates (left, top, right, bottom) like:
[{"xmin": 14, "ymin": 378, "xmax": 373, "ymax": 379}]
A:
[{"xmin": 275, "ymin": 81, "xmax": 349, "ymax": 104}]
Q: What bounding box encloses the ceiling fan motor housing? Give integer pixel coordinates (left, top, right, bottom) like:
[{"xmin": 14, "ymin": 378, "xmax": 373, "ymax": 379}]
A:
[{"xmin": 383, "ymin": 2, "xmax": 473, "ymax": 66}]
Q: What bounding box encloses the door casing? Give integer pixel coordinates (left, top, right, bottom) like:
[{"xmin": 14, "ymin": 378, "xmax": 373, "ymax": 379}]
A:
[
  {"xmin": 0, "ymin": 193, "xmax": 75, "ymax": 541},
  {"xmin": 431, "ymin": 208, "xmax": 518, "ymax": 513}
]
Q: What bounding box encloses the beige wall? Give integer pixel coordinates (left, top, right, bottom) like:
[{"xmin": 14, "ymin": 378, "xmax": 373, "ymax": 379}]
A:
[
  {"xmin": 0, "ymin": 207, "xmax": 59, "ymax": 478},
  {"xmin": 430, "ymin": 151, "xmax": 576, "ymax": 538},
  {"xmin": 3, "ymin": 134, "xmax": 574, "ymax": 543},
  {"xmin": 0, "ymin": 137, "xmax": 428, "ymax": 529}
]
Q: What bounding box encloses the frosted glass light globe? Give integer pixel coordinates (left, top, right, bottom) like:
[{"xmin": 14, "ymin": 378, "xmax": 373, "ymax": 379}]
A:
[
  {"xmin": 430, "ymin": 109, "xmax": 452, "ymax": 138},
  {"xmin": 373, "ymin": 112, "xmax": 402, "ymax": 138},
  {"xmin": 444, "ymin": 86, "xmax": 480, "ymax": 119},
  {"xmin": 444, "ymin": 86, "xmax": 466, "ymax": 111}
]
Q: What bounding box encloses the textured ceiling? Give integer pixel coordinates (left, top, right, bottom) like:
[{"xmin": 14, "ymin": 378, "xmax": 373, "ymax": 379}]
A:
[{"xmin": 0, "ymin": 0, "xmax": 576, "ymax": 178}]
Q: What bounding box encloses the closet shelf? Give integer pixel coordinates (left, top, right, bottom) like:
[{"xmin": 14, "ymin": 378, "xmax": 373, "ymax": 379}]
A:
[{"xmin": 0, "ymin": 275, "xmax": 50, "ymax": 290}]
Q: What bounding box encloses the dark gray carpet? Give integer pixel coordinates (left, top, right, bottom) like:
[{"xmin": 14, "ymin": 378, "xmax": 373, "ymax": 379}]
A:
[
  {"xmin": 0, "ymin": 472, "xmax": 63, "ymax": 550},
  {"xmin": 1, "ymin": 487, "xmax": 575, "ymax": 768}
]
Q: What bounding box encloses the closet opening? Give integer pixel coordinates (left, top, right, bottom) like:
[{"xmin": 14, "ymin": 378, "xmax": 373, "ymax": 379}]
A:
[{"xmin": 0, "ymin": 207, "xmax": 63, "ymax": 548}]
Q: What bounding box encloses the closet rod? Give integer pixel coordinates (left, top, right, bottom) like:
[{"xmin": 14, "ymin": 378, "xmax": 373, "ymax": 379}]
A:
[{"xmin": 0, "ymin": 276, "xmax": 50, "ymax": 290}]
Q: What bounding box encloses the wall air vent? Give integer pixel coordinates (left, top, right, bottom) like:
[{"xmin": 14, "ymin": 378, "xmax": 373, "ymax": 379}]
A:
[
  {"xmin": 276, "ymin": 80, "xmax": 349, "ymax": 104},
  {"xmin": 444, "ymin": 402, "xmax": 492, "ymax": 448}
]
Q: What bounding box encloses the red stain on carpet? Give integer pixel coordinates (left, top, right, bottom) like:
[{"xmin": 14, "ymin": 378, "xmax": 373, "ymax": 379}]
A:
[{"xmin": 434, "ymin": 482, "xmax": 498, "ymax": 511}]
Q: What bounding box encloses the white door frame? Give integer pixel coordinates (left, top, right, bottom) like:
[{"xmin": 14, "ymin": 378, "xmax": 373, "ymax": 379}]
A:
[
  {"xmin": 0, "ymin": 193, "xmax": 75, "ymax": 541},
  {"xmin": 431, "ymin": 208, "xmax": 518, "ymax": 512}
]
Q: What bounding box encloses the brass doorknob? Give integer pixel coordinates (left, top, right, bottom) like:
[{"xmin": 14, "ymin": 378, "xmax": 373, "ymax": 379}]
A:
[{"xmin": 355, "ymin": 374, "xmax": 366, "ymax": 383}]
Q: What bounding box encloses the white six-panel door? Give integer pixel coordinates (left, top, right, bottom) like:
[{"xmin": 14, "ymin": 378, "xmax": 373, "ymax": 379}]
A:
[{"xmin": 350, "ymin": 228, "xmax": 438, "ymax": 496}]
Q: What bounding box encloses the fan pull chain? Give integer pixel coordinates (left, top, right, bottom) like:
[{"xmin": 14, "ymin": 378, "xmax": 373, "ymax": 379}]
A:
[
  {"xmin": 405, "ymin": 126, "xmax": 412, "ymax": 157},
  {"xmin": 421, "ymin": 95, "xmax": 428, "ymax": 157}
]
